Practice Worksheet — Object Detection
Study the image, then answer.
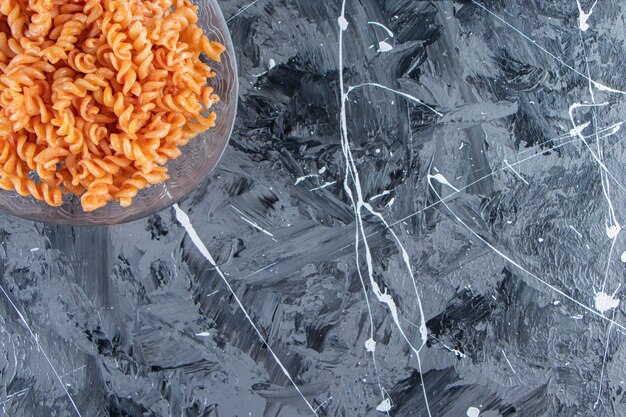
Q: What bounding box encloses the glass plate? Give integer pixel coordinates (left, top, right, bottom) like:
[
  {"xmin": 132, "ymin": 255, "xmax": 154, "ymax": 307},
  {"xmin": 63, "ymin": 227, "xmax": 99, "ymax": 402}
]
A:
[{"xmin": 0, "ymin": 0, "xmax": 238, "ymax": 225}]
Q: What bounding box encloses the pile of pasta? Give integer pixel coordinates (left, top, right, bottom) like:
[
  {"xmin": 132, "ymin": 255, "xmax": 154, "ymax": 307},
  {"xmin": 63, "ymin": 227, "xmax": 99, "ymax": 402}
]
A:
[{"xmin": 0, "ymin": 0, "xmax": 225, "ymax": 211}]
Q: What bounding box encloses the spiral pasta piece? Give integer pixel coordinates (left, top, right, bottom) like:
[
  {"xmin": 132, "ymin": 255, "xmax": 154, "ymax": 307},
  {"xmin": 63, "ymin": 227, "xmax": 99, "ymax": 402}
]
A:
[
  {"xmin": 0, "ymin": 175, "xmax": 63, "ymax": 206},
  {"xmin": 115, "ymin": 166, "xmax": 169, "ymax": 207},
  {"xmin": 0, "ymin": 0, "xmax": 26, "ymax": 39}
]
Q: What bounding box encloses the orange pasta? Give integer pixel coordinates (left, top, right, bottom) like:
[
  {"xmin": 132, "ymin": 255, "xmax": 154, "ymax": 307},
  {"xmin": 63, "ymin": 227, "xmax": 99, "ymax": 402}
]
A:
[{"xmin": 0, "ymin": 0, "xmax": 225, "ymax": 211}]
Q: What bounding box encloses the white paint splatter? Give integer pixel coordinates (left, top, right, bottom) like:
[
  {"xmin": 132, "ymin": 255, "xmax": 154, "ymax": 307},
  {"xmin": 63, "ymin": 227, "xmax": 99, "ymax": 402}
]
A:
[
  {"xmin": 568, "ymin": 99, "xmax": 623, "ymax": 297},
  {"xmin": 369, "ymin": 190, "xmax": 391, "ymax": 201},
  {"xmin": 450, "ymin": 347, "xmax": 466, "ymax": 358},
  {"xmin": 295, "ymin": 174, "xmax": 318, "ymax": 185},
  {"xmin": 567, "ymin": 104, "xmax": 623, "ymax": 296},
  {"xmin": 365, "ymin": 338, "xmax": 376, "ymax": 352},
  {"xmin": 426, "ymin": 332, "xmax": 467, "ymax": 358},
  {"xmin": 576, "ymin": 0, "xmax": 597, "ymax": 31},
  {"xmin": 338, "ymin": 1, "xmax": 386, "ymax": 407},
  {"xmin": 360, "ymin": 201, "xmax": 432, "ymax": 404},
  {"xmin": 594, "ymin": 292, "xmax": 620, "ymax": 313},
  {"xmin": 592, "ymin": 80, "xmax": 626, "ymax": 94},
  {"xmin": 338, "ymin": 16, "xmax": 349, "ymax": 31},
  {"xmin": 606, "ymin": 224, "xmax": 621, "ymax": 240},
  {"xmin": 338, "ymin": 3, "xmax": 431, "ymax": 413},
  {"xmin": 376, "ymin": 398, "xmax": 392, "ymax": 412},
  {"xmin": 377, "ymin": 41, "xmax": 393, "ymax": 52},
  {"xmin": 569, "ymin": 120, "xmax": 591, "ymax": 137},
  {"xmin": 466, "ymin": 406, "xmax": 480, "ymax": 417},
  {"xmin": 427, "ymin": 173, "xmax": 460, "ymax": 192}
]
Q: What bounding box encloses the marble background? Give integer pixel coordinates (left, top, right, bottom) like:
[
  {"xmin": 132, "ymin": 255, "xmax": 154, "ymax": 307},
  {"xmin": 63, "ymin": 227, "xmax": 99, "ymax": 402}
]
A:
[{"xmin": 1, "ymin": 0, "xmax": 626, "ymax": 416}]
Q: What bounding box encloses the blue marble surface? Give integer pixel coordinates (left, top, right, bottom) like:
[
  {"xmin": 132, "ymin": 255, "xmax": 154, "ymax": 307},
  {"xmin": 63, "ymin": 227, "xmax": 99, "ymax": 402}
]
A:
[{"xmin": 1, "ymin": 0, "xmax": 625, "ymax": 416}]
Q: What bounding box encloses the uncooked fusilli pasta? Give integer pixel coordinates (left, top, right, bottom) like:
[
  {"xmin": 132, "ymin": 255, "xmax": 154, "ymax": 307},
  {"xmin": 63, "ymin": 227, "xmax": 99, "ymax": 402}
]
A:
[{"xmin": 0, "ymin": 0, "xmax": 225, "ymax": 211}]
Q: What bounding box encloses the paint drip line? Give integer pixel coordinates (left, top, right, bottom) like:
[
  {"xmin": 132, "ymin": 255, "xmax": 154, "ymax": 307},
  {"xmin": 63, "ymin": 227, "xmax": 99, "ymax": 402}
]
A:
[
  {"xmin": 595, "ymin": 310, "xmax": 616, "ymax": 407},
  {"xmin": 503, "ymin": 159, "xmax": 529, "ymax": 185},
  {"xmin": 434, "ymin": 337, "xmax": 466, "ymax": 358},
  {"xmin": 429, "ymin": 173, "xmax": 459, "ymax": 192},
  {"xmin": 58, "ymin": 365, "xmax": 87, "ymax": 379},
  {"xmin": 295, "ymin": 174, "xmax": 319, "ymax": 185},
  {"xmin": 369, "ymin": 190, "xmax": 391, "ymax": 201},
  {"xmin": 226, "ymin": 0, "xmax": 260, "ymax": 23},
  {"xmin": 362, "ymin": 199, "xmax": 431, "ymax": 410},
  {"xmin": 239, "ymin": 217, "xmax": 277, "ymax": 241},
  {"xmin": 351, "ymin": 217, "xmax": 385, "ymax": 398},
  {"xmin": 568, "ymin": 103, "xmax": 623, "ymax": 291},
  {"xmin": 569, "ymin": 225, "xmax": 583, "ymax": 239},
  {"xmin": 575, "ymin": 33, "xmax": 615, "ymax": 294},
  {"xmin": 426, "ymin": 179, "xmax": 626, "ymax": 333},
  {"xmin": 601, "ymin": 237, "xmax": 619, "ymax": 293},
  {"xmin": 310, "ymin": 181, "xmax": 337, "ymax": 191},
  {"xmin": 363, "ymin": 201, "xmax": 428, "ymax": 350},
  {"xmin": 469, "ymin": 0, "xmax": 626, "ymax": 94},
  {"xmin": 388, "ymin": 120, "xmax": 625, "ymax": 228},
  {"xmin": 338, "ymin": 0, "xmax": 385, "ymax": 404},
  {"xmin": 501, "ymin": 349, "xmax": 517, "ymax": 374},
  {"xmin": 230, "ymin": 205, "xmax": 277, "ymax": 241},
  {"xmin": 401, "ymin": 316, "xmax": 467, "ymax": 358},
  {"xmin": 367, "ymin": 21, "xmax": 394, "ymax": 37},
  {"xmin": 0, "ymin": 388, "xmax": 29, "ymax": 405},
  {"xmin": 173, "ymin": 204, "xmax": 318, "ymax": 416},
  {"xmin": 243, "ymin": 261, "xmax": 279, "ymax": 279},
  {"xmin": 348, "ymin": 83, "xmax": 443, "ymax": 116},
  {"xmin": 568, "ymin": 103, "xmax": 626, "ymax": 194},
  {"xmin": 0, "ymin": 284, "xmax": 82, "ymax": 417},
  {"xmin": 313, "ymin": 396, "xmax": 333, "ymax": 413},
  {"xmin": 338, "ymin": 5, "xmax": 431, "ymax": 415},
  {"xmin": 326, "ymin": 120, "xmax": 625, "ymax": 272},
  {"xmin": 574, "ymin": 28, "xmax": 623, "ymax": 295}
]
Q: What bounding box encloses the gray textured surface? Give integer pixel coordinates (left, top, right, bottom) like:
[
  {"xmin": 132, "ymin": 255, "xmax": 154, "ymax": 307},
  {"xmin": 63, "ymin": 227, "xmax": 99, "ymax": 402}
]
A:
[{"xmin": 1, "ymin": 0, "xmax": 626, "ymax": 416}]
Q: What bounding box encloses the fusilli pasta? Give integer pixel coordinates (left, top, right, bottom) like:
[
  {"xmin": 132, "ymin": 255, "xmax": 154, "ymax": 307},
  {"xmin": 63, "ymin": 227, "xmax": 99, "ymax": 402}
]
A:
[{"xmin": 0, "ymin": 0, "xmax": 225, "ymax": 210}]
